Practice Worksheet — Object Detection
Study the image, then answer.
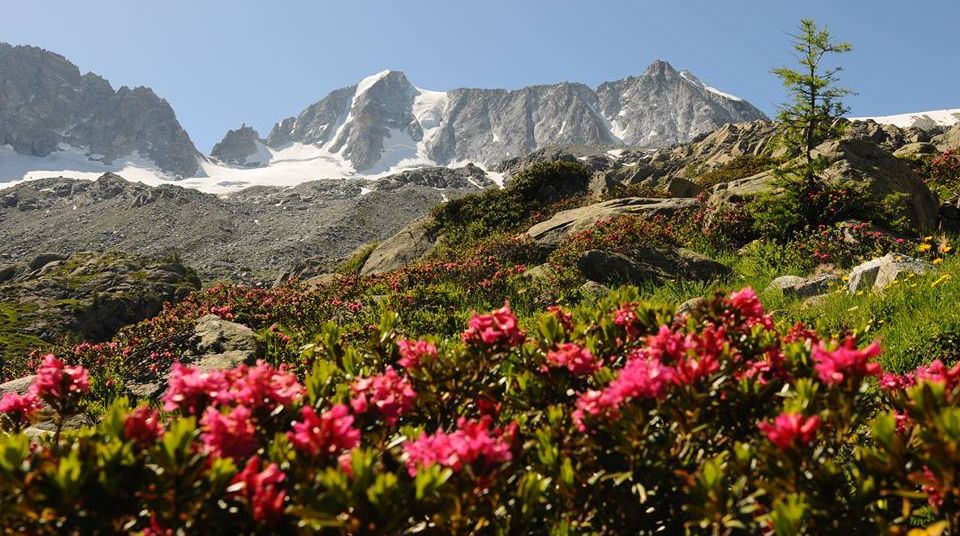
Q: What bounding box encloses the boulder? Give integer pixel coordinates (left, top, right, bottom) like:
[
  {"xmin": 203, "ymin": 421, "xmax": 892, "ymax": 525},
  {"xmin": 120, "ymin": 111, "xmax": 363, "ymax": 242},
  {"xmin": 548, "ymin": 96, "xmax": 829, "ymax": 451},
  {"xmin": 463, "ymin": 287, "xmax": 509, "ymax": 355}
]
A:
[
  {"xmin": 934, "ymin": 123, "xmax": 960, "ymax": 151},
  {"xmin": 666, "ymin": 177, "xmax": 702, "ymax": 198},
  {"xmin": 704, "ymin": 139, "xmax": 940, "ymax": 231},
  {"xmin": 188, "ymin": 314, "xmax": 257, "ymax": 371},
  {"xmin": 893, "ymin": 142, "xmax": 938, "ymax": 159},
  {"xmin": 0, "ymin": 375, "xmax": 35, "ymax": 397},
  {"xmin": 848, "ymin": 253, "xmax": 931, "ymax": 293},
  {"xmin": 576, "ymin": 247, "xmax": 729, "ymax": 286},
  {"xmin": 526, "ymin": 197, "xmax": 697, "ymax": 247},
  {"xmin": 677, "ymin": 297, "xmax": 707, "ymax": 316},
  {"xmin": 781, "ymin": 274, "xmax": 840, "ymax": 298},
  {"xmin": 814, "ymin": 139, "xmax": 940, "ymax": 230},
  {"xmin": 361, "ymin": 216, "xmax": 439, "ymax": 275},
  {"xmin": 766, "ymin": 276, "xmax": 808, "ymax": 292},
  {"xmin": 28, "ymin": 252, "xmax": 67, "ymax": 271}
]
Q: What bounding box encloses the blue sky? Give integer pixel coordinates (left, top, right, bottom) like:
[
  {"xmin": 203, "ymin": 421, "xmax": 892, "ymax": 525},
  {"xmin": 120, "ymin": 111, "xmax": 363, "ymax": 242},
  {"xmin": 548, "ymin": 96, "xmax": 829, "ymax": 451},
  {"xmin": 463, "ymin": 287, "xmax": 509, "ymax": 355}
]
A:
[{"xmin": 2, "ymin": 0, "xmax": 957, "ymax": 152}]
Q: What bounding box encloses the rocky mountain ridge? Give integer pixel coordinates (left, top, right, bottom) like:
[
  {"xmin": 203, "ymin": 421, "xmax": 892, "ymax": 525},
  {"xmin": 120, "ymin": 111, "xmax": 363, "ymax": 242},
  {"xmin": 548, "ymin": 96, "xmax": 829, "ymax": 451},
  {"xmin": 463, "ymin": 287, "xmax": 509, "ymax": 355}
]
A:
[
  {"xmin": 0, "ymin": 43, "xmax": 200, "ymax": 177},
  {"xmin": 247, "ymin": 61, "xmax": 767, "ymax": 174}
]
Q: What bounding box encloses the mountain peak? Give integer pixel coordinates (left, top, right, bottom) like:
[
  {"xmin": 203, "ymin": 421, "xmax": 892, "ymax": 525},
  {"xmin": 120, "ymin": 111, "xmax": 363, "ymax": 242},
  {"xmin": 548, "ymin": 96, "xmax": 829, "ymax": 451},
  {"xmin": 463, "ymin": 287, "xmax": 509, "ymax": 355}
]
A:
[{"xmin": 646, "ymin": 59, "xmax": 678, "ymax": 74}]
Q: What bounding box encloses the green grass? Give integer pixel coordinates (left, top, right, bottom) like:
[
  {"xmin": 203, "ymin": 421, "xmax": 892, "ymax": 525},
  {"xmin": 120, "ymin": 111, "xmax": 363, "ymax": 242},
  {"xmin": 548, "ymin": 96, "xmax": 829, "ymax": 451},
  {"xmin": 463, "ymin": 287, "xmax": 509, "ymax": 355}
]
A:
[{"xmin": 0, "ymin": 302, "xmax": 46, "ymax": 377}]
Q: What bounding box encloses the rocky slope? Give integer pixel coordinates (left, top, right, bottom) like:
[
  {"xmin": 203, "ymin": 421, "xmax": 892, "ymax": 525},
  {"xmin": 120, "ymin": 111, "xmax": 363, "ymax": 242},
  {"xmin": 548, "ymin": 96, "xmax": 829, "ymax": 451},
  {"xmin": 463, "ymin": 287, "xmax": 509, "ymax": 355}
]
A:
[
  {"xmin": 0, "ymin": 251, "xmax": 200, "ymax": 378},
  {"xmin": 0, "ymin": 42, "xmax": 200, "ymax": 177},
  {"xmin": 250, "ymin": 61, "xmax": 767, "ymax": 173},
  {"xmin": 0, "ymin": 167, "xmax": 493, "ymax": 283}
]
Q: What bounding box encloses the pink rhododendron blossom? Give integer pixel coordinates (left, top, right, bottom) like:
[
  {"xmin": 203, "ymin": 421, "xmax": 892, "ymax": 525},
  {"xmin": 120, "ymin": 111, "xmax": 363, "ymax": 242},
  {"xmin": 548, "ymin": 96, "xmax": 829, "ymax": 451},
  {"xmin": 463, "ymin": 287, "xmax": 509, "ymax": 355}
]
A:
[
  {"xmin": 725, "ymin": 287, "xmax": 774, "ymax": 329},
  {"xmin": 0, "ymin": 391, "xmax": 42, "ymax": 424},
  {"xmin": 124, "ymin": 406, "xmax": 165, "ymax": 444},
  {"xmin": 163, "ymin": 363, "xmax": 229, "ymax": 414},
  {"xmin": 572, "ymin": 355, "xmax": 675, "ymax": 431},
  {"xmin": 232, "ymin": 456, "xmax": 287, "ymax": 524},
  {"xmin": 462, "ymin": 303, "xmax": 525, "ymax": 348},
  {"xmin": 403, "ymin": 416, "xmax": 513, "ymax": 476},
  {"xmin": 759, "ymin": 412, "xmax": 821, "ymax": 450},
  {"xmin": 642, "ymin": 325, "xmax": 690, "ymax": 362},
  {"xmin": 225, "ymin": 361, "xmax": 303, "ymax": 411},
  {"xmin": 200, "ymin": 405, "xmax": 257, "ymax": 459},
  {"xmin": 546, "ymin": 343, "xmax": 602, "ymax": 375},
  {"xmin": 287, "ymin": 404, "xmax": 360, "ymax": 457},
  {"xmin": 604, "ymin": 354, "xmax": 675, "ymax": 405},
  {"xmin": 397, "ymin": 339, "xmax": 437, "ymax": 369},
  {"xmin": 350, "ymin": 367, "xmax": 416, "ymax": 425},
  {"xmin": 31, "ymin": 354, "xmax": 89, "ymax": 402},
  {"xmin": 813, "ymin": 339, "xmax": 882, "ymax": 386}
]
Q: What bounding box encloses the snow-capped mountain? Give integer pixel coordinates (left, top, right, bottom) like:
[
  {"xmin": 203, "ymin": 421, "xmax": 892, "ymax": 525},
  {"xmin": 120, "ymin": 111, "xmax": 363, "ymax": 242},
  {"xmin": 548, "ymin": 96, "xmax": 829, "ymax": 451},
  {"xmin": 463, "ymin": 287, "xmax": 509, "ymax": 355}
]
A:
[
  {"xmin": 851, "ymin": 109, "xmax": 960, "ymax": 130},
  {"xmin": 0, "ymin": 43, "xmax": 200, "ymax": 177},
  {"xmin": 0, "ymin": 42, "xmax": 766, "ymax": 193},
  {"xmin": 251, "ymin": 61, "xmax": 767, "ymax": 174}
]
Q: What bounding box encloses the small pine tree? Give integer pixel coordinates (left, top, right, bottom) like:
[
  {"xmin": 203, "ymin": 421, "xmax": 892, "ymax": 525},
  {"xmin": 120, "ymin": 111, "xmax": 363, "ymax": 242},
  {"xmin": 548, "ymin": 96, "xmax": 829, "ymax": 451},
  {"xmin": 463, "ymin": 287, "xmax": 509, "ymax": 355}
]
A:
[{"xmin": 772, "ymin": 19, "xmax": 853, "ymax": 185}]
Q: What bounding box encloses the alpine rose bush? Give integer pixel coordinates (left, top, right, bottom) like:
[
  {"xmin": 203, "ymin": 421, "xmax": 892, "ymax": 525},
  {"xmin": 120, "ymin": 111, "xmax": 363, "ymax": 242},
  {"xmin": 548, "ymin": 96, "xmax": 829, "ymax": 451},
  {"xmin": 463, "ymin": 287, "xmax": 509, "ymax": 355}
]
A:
[{"xmin": 2, "ymin": 290, "xmax": 960, "ymax": 534}]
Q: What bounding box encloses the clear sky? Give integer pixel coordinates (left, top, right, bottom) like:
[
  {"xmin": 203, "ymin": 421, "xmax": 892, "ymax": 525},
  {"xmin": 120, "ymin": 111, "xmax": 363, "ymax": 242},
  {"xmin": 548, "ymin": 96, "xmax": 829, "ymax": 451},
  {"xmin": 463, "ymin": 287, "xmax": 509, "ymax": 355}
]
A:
[{"xmin": 2, "ymin": 0, "xmax": 957, "ymax": 152}]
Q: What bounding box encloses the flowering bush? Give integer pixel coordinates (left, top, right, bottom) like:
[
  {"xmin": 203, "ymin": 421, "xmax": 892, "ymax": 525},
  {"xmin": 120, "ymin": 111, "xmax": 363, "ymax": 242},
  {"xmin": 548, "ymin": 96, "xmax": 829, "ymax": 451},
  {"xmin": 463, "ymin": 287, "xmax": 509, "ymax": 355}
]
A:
[{"xmin": 2, "ymin": 289, "xmax": 960, "ymax": 533}]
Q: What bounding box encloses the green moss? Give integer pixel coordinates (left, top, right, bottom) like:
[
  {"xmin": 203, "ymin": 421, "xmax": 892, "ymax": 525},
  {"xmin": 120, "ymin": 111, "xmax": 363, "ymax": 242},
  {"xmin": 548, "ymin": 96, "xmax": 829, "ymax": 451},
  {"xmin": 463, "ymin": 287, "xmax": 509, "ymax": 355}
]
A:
[{"xmin": 336, "ymin": 243, "xmax": 378, "ymax": 275}]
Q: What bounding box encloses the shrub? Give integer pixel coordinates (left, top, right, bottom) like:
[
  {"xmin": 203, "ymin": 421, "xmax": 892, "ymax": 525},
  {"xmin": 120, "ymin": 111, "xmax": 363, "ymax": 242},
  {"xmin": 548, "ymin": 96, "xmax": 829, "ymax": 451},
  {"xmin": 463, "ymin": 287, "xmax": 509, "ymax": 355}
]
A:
[
  {"xmin": 430, "ymin": 161, "xmax": 591, "ymax": 241},
  {"xmin": 918, "ymin": 149, "xmax": 960, "ymax": 200},
  {"xmin": 3, "ymin": 289, "xmax": 960, "ymax": 533}
]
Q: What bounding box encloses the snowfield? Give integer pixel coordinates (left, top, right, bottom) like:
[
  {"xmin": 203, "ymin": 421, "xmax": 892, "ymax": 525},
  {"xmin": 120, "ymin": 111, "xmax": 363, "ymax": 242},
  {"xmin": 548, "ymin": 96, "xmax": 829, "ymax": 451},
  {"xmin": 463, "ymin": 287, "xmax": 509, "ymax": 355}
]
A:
[{"xmin": 851, "ymin": 109, "xmax": 960, "ymax": 129}]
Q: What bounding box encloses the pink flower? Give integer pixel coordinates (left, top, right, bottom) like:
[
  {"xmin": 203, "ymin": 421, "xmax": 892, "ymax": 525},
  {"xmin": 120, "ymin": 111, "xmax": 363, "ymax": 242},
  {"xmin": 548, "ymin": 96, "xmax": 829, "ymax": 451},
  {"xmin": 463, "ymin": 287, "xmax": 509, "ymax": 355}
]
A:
[
  {"xmin": 642, "ymin": 325, "xmax": 690, "ymax": 362},
  {"xmin": 604, "ymin": 354, "xmax": 675, "ymax": 405},
  {"xmin": 572, "ymin": 354, "xmax": 675, "ymax": 431},
  {"xmin": 287, "ymin": 405, "xmax": 360, "ymax": 458},
  {"xmin": 225, "ymin": 361, "xmax": 303, "ymax": 412},
  {"xmin": 0, "ymin": 391, "xmax": 42, "ymax": 426},
  {"xmin": 30, "ymin": 354, "xmax": 89, "ymax": 404},
  {"xmin": 462, "ymin": 302, "xmax": 525, "ymax": 348},
  {"xmin": 397, "ymin": 339, "xmax": 437, "ymax": 369},
  {"xmin": 759, "ymin": 412, "xmax": 821, "ymax": 450},
  {"xmin": 350, "ymin": 367, "xmax": 416, "ymax": 425},
  {"xmin": 200, "ymin": 405, "xmax": 256, "ymax": 459},
  {"xmin": 546, "ymin": 343, "xmax": 602, "ymax": 375},
  {"xmin": 725, "ymin": 287, "xmax": 774, "ymax": 330},
  {"xmin": 124, "ymin": 406, "xmax": 165, "ymax": 444},
  {"xmin": 403, "ymin": 416, "xmax": 513, "ymax": 476},
  {"xmin": 232, "ymin": 456, "xmax": 287, "ymax": 525},
  {"xmin": 813, "ymin": 339, "xmax": 883, "ymax": 386},
  {"xmin": 162, "ymin": 363, "xmax": 229, "ymax": 415},
  {"xmin": 728, "ymin": 287, "xmax": 764, "ymax": 318}
]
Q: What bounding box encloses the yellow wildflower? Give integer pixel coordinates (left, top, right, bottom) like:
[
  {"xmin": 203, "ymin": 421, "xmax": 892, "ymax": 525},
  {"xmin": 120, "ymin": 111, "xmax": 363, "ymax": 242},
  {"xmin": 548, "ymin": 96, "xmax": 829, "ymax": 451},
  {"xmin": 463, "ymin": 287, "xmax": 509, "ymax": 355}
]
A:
[
  {"xmin": 918, "ymin": 243, "xmax": 932, "ymax": 252},
  {"xmin": 932, "ymin": 274, "xmax": 953, "ymax": 288},
  {"xmin": 933, "ymin": 258, "xmax": 944, "ymax": 265}
]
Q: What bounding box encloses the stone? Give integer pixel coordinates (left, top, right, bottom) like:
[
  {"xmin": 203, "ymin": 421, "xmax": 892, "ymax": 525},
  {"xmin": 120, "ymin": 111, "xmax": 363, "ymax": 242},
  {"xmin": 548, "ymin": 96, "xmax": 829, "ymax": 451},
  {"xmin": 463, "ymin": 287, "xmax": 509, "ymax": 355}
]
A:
[
  {"xmin": 893, "ymin": 142, "xmax": 938, "ymax": 159},
  {"xmin": 526, "ymin": 197, "xmax": 698, "ymax": 247},
  {"xmin": 769, "ymin": 273, "xmax": 840, "ymax": 298},
  {"xmin": 360, "ymin": 216, "xmax": 439, "ymax": 275},
  {"xmin": 576, "ymin": 247, "xmax": 729, "ymax": 286},
  {"xmin": 848, "ymin": 253, "xmax": 931, "ymax": 293},
  {"xmin": 28, "ymin": 252, "xmax": 66, "ymax": 271},
  {"xmin": 665, "ymin": 177, "xmax": 702, "ymax": 198},
  {"xmin": 677, "ymin": 297, "xmax": 706, "ymax": 316},
  {"xmin": 188, "ymin": 314, "xmax": 258, "ymax": 371},
  {"xmin": 0, "ymin": 375, "xmax": 36, "ymax": 396},
  {"xmin": 766, "ymin": 276, "xmax": 808, "ymax": 293}
]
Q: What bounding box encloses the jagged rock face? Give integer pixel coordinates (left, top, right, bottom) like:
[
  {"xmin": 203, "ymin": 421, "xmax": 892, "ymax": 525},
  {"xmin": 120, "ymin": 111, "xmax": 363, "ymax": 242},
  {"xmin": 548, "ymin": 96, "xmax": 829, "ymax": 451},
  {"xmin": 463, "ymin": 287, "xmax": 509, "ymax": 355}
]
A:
[
  {"xmin": 211, "ymin": 125, "xmax": 267, "ymax": 166},
  {"xmin": 0, "ymin": 43, "xmax": 200, "ymax": 176},
  {"xmin": 596, "ymin": 62, "xmax": 767, "ymax": 147},
  {"xmin": 254, "ymin": 62, "xmax": 767, "ymax": 173},
  {"xmin": 426, "ymin": 83, "xmax": 615, "ymax": 165}
]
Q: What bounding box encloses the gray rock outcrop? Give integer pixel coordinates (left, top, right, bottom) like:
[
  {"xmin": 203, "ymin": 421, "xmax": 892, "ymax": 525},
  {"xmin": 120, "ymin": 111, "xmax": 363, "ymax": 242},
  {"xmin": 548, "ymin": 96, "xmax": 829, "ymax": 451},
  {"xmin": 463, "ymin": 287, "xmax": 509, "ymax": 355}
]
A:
[
  {"xmin": 526, "ymin": 197, "xmax": 697, "ymax": 246},
  {"xmin": 0, "ymin": 43, "xmax": 200, "ymax": 176},
  {"xmin": 847, "ymin": 253, "xmax": 931, "ymax": 293}
]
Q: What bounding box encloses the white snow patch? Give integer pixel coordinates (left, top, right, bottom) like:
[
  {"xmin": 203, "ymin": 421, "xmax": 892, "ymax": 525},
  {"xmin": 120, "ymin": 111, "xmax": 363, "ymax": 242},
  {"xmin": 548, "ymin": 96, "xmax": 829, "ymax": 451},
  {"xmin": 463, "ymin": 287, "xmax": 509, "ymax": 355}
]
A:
[
  {"xmin": 851, "ymin": 109, "xmax": 960, "ymax": 129},
  {"xmin": 356, "ymin": 70, "xmax": 392, "ymax": 96},
  {"xmin": 606, "ymin": 149, "xmax": 625, "ymax": 158},
  {"xmin": 679, "ymin": 70, "xmax": 744, "ymax": 102}
]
